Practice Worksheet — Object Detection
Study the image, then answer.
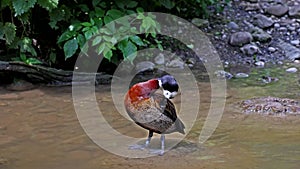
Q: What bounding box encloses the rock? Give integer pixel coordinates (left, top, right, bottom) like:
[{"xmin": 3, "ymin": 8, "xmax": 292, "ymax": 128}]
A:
[
  {"xmin": 235, "ymin": 72, "xmax": 249, "ymax": 78},
  {"xmin": 240, "ymin": 2, "xmax": 261, "ymax": 11},
  {"xmin": 240, "ymin": 44, "xmax": 259, "ymax": 55},
  {"xmin": 135, "ymin": 61, "xmax": 155, "ymax": 73},
  {"xmin": 274, "ymin": 23, "xmax": 281, "ymax": 28},
  {"xmin": 214, "ymin": 70, "xmax": 233, "ymax": 79},
  {"xmin": 255, "ymin": 61, "xmax": 265, "ymax": 67},
  {"xmin": 265, "ymin": 5, "xmax": 289, "ymax": 17},
  {"xmin": 254, "ymin": 14, "xmax": 274, "ymax": 29},
  {"xmin": 5, "ymin": 80, "xmax": 36, "ymax": 91},
  {"xmin": 154, "ymin": 53, "xmax": 165, "ymax": 65},
  {"xmin": 286, "ymin": 67, "xmax": 298, "ymax": 73},
  {"xmin": 261, "ymin": 76, "xmax": 279, "ymax": 84},
  {"xmin": 185, "ymin": 58, "xmax": 196, "ymax": 67},
  {"xmin": 277, "ymin": 39, "xmax": 300, "ymax": 60},
  {"xmin": 166, "ymin": 58, "xmax": 184, "ymax": 69},
  {"xmin": 291, "ymin": 40, "xmax": 300, "ymax": 45},
  {"xmin": 227, "ymin": 21, "xmax": 239, "ymax": 30},
  {"xmin": 289, "ymin": 5, "xmax": 300, "ymax": 17},
  {"xmin": 229, "ymin": 32, "xmax": 253, "ymax": 46},
  {"xmin": 251, "ymin": 27, "xmax": 272, "ymax": 42},
  {"xmin": 268, "ymin": 47, "xmax": 276, "ymax": 52},
  {"xmin": 191, "ymin": 18, "xmax": 209, "ymax": 27},
  {"xmin": 240, "ymin": 96, "xmax": 300, "ymax": 115}
]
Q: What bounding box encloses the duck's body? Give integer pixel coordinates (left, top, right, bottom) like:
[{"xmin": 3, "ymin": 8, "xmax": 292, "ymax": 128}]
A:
[{"xmin": 124, "ymin": 76, "xmax": 185, "ymax": 155}]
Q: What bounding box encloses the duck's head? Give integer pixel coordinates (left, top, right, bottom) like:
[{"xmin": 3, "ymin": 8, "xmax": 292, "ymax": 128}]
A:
[{"xmin": 158, "ymin": 75, "xmax": 179, "ymax": 99}]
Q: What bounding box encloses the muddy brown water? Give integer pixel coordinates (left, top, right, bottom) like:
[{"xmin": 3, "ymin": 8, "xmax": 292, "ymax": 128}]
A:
[{"xmin": 0, "ymin": 80, "xmax": 300, "ymax": 169}]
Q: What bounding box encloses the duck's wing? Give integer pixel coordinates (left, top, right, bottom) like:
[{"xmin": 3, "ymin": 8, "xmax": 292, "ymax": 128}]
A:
[
  {"xmin": 153, "ymin": 94, "xmax": 177, "ymax": 122},
  {"xmin": 153, "ymin": 94, "xmax": 185, "ymax": 134}
]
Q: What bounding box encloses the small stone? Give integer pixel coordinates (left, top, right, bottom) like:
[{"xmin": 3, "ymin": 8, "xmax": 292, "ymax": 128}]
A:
[
  {"xmin": 277, "ymin": 39, "xmax": 300, "ymax": 60},
  {"xmin": 214, "ymin": 70, "xmax": 233, "ymax": 79},
  {"xmin": 240, "ymin": 44, "xmax": 259, "ymax": 55},
  {"xmin": 254, "ymin": 14, "xmax": 274, "ymax": 28},
  {"xmin": 279, "ymin": 27, "xmax": 288, "ymax": 31},
  {"xmin": 154, "ymin": 53, "xmax": 165, "ymax": 65},
  {"xmin": 255, "ymin": 61, "xmax": 265, "ymax": 67},
  {"xmin": 288, "ymin": 26, "xmax": 296, "ymax": 31},
  {"xmin": 229, "ymin": 32, "xmax": 253, "ymax": 46},
  {"xmin": 274, "ymin": 23, "xmax": 281, "ymax": 28},
  {"xmin": 252, "ymin": 28, "xmax": 272, "ymax": 42},
  {"xmin": 266, "ymin": 5, "xmax": 289, "ymax": 17},
  {"xmin": 286, "ymin": 67, "xmax": 298, "ymax": 73},
  {"xmin": 135, "ymin": 61, "xmax": 155, "ymax": 73},
  {"xmin": 289, "ymin": 5, "xmax": 300, "ymax": 17},
  {"xmin": 191, "ymin": 18, "xmax": 209, "ymax": 27},
  {"xmin": 227, "ymin": 21, "xmax": 239, "ymax": 30},
  {"xmin": 235, "ymin": 73, "xmax": 249, "ymax": 78},
  {"xmin": 291, "ymin": 40, "xmax": 300, "ymax": 45},
  {"xmin": 268, "ymin": 47, "xmax": 276, "ymax": 52},
  {"xmin": 166, "ymin": 58, "xmax": 185, "ymax": 69}
]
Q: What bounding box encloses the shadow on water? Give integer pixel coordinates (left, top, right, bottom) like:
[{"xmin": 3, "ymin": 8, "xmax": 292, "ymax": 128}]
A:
[{"xmin": 0, "ymin": 65, "xmax": 300, "ymax": 169}]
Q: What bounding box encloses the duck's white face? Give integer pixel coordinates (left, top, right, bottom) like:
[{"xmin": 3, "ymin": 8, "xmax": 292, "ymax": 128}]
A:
[
  {"xmin": 158, "ymin": 76, "xmax": 179, "ymax": 99},
  {"xmin": 163, "ymin": 90, "xmax": 178, "ymax": 99}
]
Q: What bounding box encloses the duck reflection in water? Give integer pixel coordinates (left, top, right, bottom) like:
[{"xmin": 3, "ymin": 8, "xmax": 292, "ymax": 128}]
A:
[{"xmin": 124, "ymin": 75, "xmax": 185, "ymax": 155}]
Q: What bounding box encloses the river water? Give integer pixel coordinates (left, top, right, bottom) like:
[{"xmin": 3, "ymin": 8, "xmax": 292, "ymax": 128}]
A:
[{"xmin": 0, "ymin": 66, "xmax": 299, "ymax": 169}]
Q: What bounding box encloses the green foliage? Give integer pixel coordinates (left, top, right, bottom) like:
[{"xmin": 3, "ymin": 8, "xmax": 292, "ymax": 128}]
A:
[
  {"xmin": 56, "ymin": 2, "xmax": 161, "ymax": 62},
  {"xmin": 0, "ymin": 22, "xmax": 16, "ymax": 44},
  {"xmin": 0, "ymin": 0, "xmax": 231, "ymax": 67}
]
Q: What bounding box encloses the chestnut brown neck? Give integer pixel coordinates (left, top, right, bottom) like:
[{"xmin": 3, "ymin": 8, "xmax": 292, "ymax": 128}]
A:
[{"xmin": 128, "ymin": 79, "xmax": 159, "ymax": 101}]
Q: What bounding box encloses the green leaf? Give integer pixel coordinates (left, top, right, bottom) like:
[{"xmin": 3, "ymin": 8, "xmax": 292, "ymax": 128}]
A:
[
  {"xmin": 2, "ymin": 22, "xmax": 16, "ymax": 45},
  {"xmin": 92, "ymin": 36, "xmax": 102, "ymax": 46},
  {"xmin": 49, "ymin": 51, "xmax": 56, "ymax": 63},
  {"xmin": 77, "ymin": 34, "xmax": 86, "ymax": 49},
  {"xmin": 1, "ymin": 0, "xmax": 10, "ymax": 9},
  {"xmin": 63, "ymin": 38, "xmax": 78, "ymax": 60},
  {"xmin": 92, "ymin": 0, "xmax": 101, "ymax": 7},
  {"xmin": 103, "ymin": 35, "xmax": 112, "ymax": 42},
  {"xmin": 19, "ymin": 37, "xmax": 37, "ymax": 56},
  {"xmin": 103, "ymin": 49, "xmax": 113, "ymax": 60},
  {"xmin": 84, "ymin": 29, "xmax": 94, "ymax": 40},
  {"xmin": 159, "ymin": 0, "xmax": 175, "ymax": 9},
  {"xmin": 37, "ymin": 0, "xmax": 58, "ymax": 11},
  {"xmin": 81, "ymin": 22, "xmax": 92, "ymax": 27},
  {"xmin": 126, "ymin": 1, "xmax": 138, "ymax": 8},
  {"xmin": 97, "ymin": 43, "xmax": 106, "ymax": 55},
  {"xmin": 100, "ymin": 28, "xmax": 113, "ymax": 35},
  {"xmin": 115, "ymin": 0, "xmax": 125, "ymax": 9},
  {"xmin": 129, "ymin": 36, "xmax": 145, "ymax": 46},
  {"xmin": 157, "ymin": 43, "xmax": 163, "ymax": 51},
  {"xmin": 20, "ymin": 53, "xmax": 27, "ymax": 61},
  {"xmin": 12, "ymin": 0, "xmax": 37, "ymax": 16},
  {"xmin": 118, "ymin": 39, "xmax": 137, "ymax": 59},
  {"xmin": 141, "ymin": 16, "xmax": 157, "ymax": 32},
  {"xmin": 49, "ymin": 5, "xmax": 71, "ymax": 29},
  {"xmin": 95, "ymin": 7, "xmax": 105, "ymax": 17},
  {"xmin": 136, "ymin": 7, "xmax": 144, "ymax": 13},
  {"xmin": 57, "ymin": 30, "xmax": 75, "ymax": 44},
  {"xmin": 26, "ymin": 58, "xmax": 42, "ymax": 65},
  {"xmin": 104, "ymin": 15, "xmax": 113, "ymax": 24},
  {"xmin": 107, "ymin": 9, "xmax": 123, "ymax": 19}
]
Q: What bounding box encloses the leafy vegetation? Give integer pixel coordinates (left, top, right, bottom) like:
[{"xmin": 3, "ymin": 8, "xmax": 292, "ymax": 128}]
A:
[{"xmin": 0, "ymin": 0, "xmax": 230, "ymax": 68}]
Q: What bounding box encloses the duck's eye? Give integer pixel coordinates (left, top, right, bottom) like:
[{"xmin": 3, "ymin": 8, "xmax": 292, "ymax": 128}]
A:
[{"xmin": 163, "ymin": 90, "xmax": 171, "ymax": 98}]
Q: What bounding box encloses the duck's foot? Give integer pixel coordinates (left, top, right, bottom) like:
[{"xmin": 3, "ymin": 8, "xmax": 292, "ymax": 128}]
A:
[
  {"xmin": 128, "ymin": 144, "xmax": 148, "ymax": 150},
  {"xmin": 149, "ymin": 149, "xmax": 164, "ymax": 156}
]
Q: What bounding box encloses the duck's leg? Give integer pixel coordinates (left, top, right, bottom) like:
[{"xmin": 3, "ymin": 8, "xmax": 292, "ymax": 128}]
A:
[
  {"xmin": 149, "ymin": 134, "xmax": 165, "ymax": 156},
  {"xmin": 129, "ymin": 131, "xmax": 153, "ymax": 150},
  {"xmin": 145, "ymin": 131, "xmax": 153, "ymax": 146}
]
